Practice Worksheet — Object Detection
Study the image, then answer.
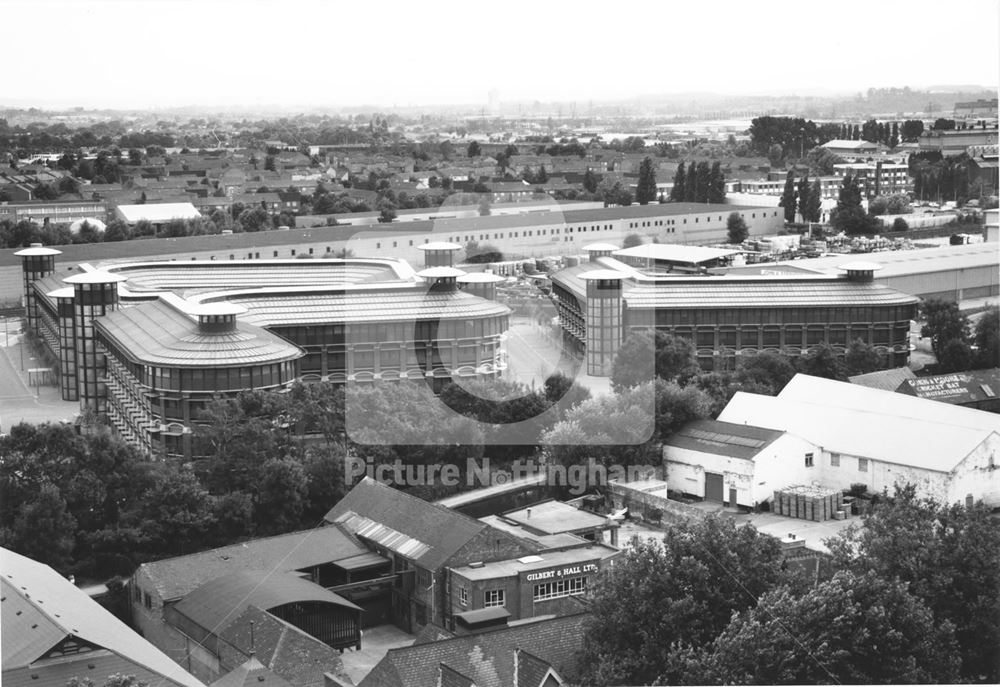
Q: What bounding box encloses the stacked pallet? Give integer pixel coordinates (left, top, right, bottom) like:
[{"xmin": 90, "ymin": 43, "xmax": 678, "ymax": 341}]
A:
[{"xmin": 772, "ymin": 485, "xmax": 843, "ymax": 521}]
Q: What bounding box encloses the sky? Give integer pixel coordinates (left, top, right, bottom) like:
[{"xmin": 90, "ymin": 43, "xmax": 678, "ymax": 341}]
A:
[{"xmin": 3, "ymin": 0, "xmax": 998, "ymax": 110}]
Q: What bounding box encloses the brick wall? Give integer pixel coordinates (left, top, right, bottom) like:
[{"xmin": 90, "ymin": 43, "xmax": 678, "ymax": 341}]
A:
[{"xmin": 607, "ymin": 480, "xmax": 706, "ymax": 525}]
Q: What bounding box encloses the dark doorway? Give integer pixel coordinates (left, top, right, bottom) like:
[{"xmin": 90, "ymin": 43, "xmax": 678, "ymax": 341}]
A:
[{"xmin": 705, "ymin": 472, "xmax": 724, "ymax": 502}]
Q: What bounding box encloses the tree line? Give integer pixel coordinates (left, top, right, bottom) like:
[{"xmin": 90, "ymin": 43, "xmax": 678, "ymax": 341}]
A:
[
  {"xmin": 668, "ymin": 161, "xmax": 726, "ymax": 203},
  {"xmin": 578, "ymin": 486, "xmax": 1000, "ymax": 684}
]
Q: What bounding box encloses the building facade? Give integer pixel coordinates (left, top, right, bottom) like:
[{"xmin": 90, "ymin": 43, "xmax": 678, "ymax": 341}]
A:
[
  {"xmin": 15, "ymin": 247, "xmax": 510, "ymax": 459},
  {"xmin": 551, "ymin": 249, "xmax": 920, "ymax": 375}
]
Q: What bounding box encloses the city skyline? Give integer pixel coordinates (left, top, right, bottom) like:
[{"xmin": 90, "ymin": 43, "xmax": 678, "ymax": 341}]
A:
[{"xmin": 4, "ymin": 0, "xmax": 998, "ymax": 111}]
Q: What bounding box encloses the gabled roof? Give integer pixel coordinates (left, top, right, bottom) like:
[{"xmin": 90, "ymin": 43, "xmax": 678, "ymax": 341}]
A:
[
  {"xmin": 324, "ymin": 478, "xmax": 488, "ymax": 570},
  {"xmin": 664, "ymin": 419, "xmax": 785, "ymax": 460},
  {"xmin": 848, "ymin": 366, "xmax": 918, "ymax": 391},
  {"xmin": 357, "ymin": 613, "xmax": 587, "ymax": 687},
  {"xmin": 136, "ymin": 526, "xmax": 369, "ymax": 602},
  {"xmin": 1, "ymin": 547, "xmax": 205, "ymax": 687},
  {"xmin": 218, "ymin": 605, "xmax": 348, "ymax": 687},
  {"xmin": 717, "ymin": 375, "xmax": 1000, "ymax": 473},
  {"xmin": 780, "ymin": 374, "xmax": 1000, "ymax": 434},
  {"xmin": 210, "ymin": 655, "xmax": 293, "ymax": 687},
  {"xmin": 896, "ymin": 369, "xmax": 1000, "ymax": 405}
]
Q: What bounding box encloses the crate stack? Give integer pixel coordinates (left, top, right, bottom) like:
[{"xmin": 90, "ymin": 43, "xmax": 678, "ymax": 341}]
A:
[{"xmin": 772, "ymin": 485, "xmax": 843, "ymax": 521}]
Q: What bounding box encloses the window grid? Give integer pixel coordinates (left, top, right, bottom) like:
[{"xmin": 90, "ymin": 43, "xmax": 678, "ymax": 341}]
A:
[
  {"xmin": 484, "ymin": 589, "xmax": 505, "ymax": 608},
  {"xmin": 533, "ymin": 577, "xmax": 586, "ymax": 602}
]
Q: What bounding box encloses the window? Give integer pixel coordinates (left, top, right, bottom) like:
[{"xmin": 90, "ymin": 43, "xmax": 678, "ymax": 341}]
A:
[
  {"xmin": 484, "ymin": 589, "xmax": 505, "ymax": 607},
  {"xmin": 533, "ymin": 577, "xmax": 587, "ymax": 602},
  {"xmin": 858, "ymin": 458, "xmax": 869, "ymax": 472},
  {"xmin": 830, "ymin": 453, "xmax": 840, "ymax": 467},
  {"xmin": 805, "ymin": 452, "xmax": 814, "ymax": 468},
  {"xmin": 143, "ymin": 592, "xmax": 152, "ymax": 610},
  {"xmin": 459, "ymin": 586, "xmax": 468, "ymax": 606}
]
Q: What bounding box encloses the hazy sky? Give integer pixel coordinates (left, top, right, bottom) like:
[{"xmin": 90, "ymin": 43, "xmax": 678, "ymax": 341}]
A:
[{"xmin": 4, "ymin": 0, "xmax": 998, "ymax": 110}]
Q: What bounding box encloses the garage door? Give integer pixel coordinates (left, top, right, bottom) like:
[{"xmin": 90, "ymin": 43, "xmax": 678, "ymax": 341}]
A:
[{"xmin": 705, "ymin": 472, "xmax": 724, "ymax": 502}]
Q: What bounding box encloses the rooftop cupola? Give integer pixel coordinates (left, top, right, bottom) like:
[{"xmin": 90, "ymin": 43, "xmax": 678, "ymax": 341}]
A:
[
  {"xmin": 838, "ymin": 261, "xmax": 883, "ymax": 283},
  {"xmin": 582, "ymin": 243, "xmax": 619, "ymax": 263},
  {"xmin": 190, "ymin": 302, "xmax": 247, "ymax": 334},
  {"xmin": 417, "ymin": 266, "xmax": 466, "ymax": 293},
  {"xmin": 417, "ymin": 241, "xmax": 463, "ymax": 268}
]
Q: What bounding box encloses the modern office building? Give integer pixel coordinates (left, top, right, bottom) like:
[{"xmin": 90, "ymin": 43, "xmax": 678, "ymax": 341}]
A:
[
  {"xmin": 16, "ymin": 244, "xmax": 510, "ymax": 459},
  {"xmin": 551, "ymin": 244, "xmax": 921, "ymax": 376},
  {"xmin": 833, "ymin": 162, "xmax": 912, "ymax": 197}
]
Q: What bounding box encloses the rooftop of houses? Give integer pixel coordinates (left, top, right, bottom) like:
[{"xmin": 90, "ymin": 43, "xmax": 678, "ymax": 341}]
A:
[
  {"xmin": 663, "ymin": 419, "xmax": 785, "ymax": 460},
  {"xmin": 498, "ymin": 500, "xmax": 613, "ymax": 536},
  {"xmin": 358, "ymin": 612, "xmax": 588, "ymax": 687},
  {"xmin": 848, "ymin": 366, "xmax": 918, "ymax": 392},
  {"xmin": 134, "ymin": 526, "xmax": 368, "ymax": 602},
  {"xmin": 2, "ymin": 547, "xmax": 205, "ymax": 687},
  {"xmin": 324, "ymin": 477, "xmax": 495, "ymax": 570}
]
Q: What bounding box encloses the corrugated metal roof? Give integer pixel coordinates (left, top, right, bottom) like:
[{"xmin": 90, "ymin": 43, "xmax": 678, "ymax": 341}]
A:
[
  {"xmin": 137, "ymin": 526, "xmax": 367, "ymax": 602},
  {"xmin": 229, "ymin": 289, "xmax": 510, "ymax": 326},
  {"xmin": 664, "ymin": 419, "xmax": 785, "ymax": 460},
  {"xmin": 622, "ymin": 279, "xmax": 919, "ymax": 309},
  {"xmin": 95, "ymin": 297, "xmax": 303, "ymax": 367},
  {"xmin": 171, "ymin": 571, "xmax": 360, "ymax": 636}
]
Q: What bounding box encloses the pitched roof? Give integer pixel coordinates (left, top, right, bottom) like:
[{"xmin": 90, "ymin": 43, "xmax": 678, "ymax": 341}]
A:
[
  {"xmin": 171, "ymin": 571, "xmax": 359, "ymax": 638},
  {"xmin": 136, "ymin": 526, "xmax": 368, "ymax": 602},
  {"xmin": 664, "ymin": 419, "xmax": 785, "ymax": 460},
  {"xmin": 210, "ymin": 655, "xmax": 293, "ymax": 687},
  {"xmin": 896, "ymin": 369, "xmax": 1000, "ymax": 405},
  {"xmin": 848, "ymin": 366, "xmax": 918, "ymax": 391},
  {"xmin": 218, "ymin": 605, "xmax": 349, "ymax": 687},
  {"xmin": 779, "ymin": 374, "xmax": 1000, "ymax": 434},
  {"xmin": 324, "ymin": 477, "xmax": 488, "ymax": 569},
  {"xmin": 1, "ymin": 547, "xmax": 205, "ymax": 687},
  {"xmin": 717, "ymin": 375, "xmax": 1000, "ymax": 473},
  {"xmin": 357, "ymin": 613, "xmax": 587, "ymax": 687}
]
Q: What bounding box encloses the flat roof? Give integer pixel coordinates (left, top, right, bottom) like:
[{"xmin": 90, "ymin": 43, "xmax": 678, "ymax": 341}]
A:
[
  {"xmin": 501, "ymin": 500, "xmax": 613, "ymax": 535},
  {"xmin": 116, "ymin": 202, "xmax": 202, "ymax": 223},
  {"xmin": 452, "ymin": 544, "xmax": 618, "ymax": 581},
  {"xmin": 14, "ymin": 245, "xmax": 62, "ymax": 257},
  {"xmin": 63, "ymin": 269, "xmax": 128, "ymax": 284},
  {"xmin": 613, "ymin": 243, "xmax": 739, "ymax": 265}
]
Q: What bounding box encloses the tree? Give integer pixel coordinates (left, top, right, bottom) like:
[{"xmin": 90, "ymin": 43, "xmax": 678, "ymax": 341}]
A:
[
  {"xmin": 694, "ymin": 161, "xmax": 711, "ymax": 203},
  {"xmin": 477, "ymin": 195, "xmax": 491, "ymax": 216},
  {"xmin": 536, "ymin": 164, "xmax": 548, "ymax": 183},
  {"xmin": 826, "ymin": 485, "xmax": 1000, "ymax": 682},
  {"xmin": 707, "ymin": 160, "xmax": 725, "ymax": 203},
  {"xmin": 804, "ymin": 146, "xmax": 843, "ymax": 176},
  {"xmin": 920, "ymin": 298, "xmax": 970, "ymax": 361},
  {"xmin": 583, "ymin": 168, "xmax": 598, "ymax": 194},
  {"xmin": 377, "ymin": 205, "xmax": 397, "ymax": 223},
  {"xmin": 622, "ymin": 233, "xmax": 643, "ymax": 248},
  {"xmin": 890, "ymin": 121, "xmax": 900, "ymax": 149},
  {"xmin": 725, "ymin": 212, "xmax": 748, "ymax": 244},
  {"xmin": 580, "ymin": 517, "xmax": 790, "ymax": 686},
  {"xmin": 778, "ymin": 170, "xmax": 797, "ymax": 222},
  {"xmin": 684, "ymin": 160, "xmax": 698, "ymax": 201},
  {"xmin": 635, "ymin": 157, "xmax": 658, "ymax": 205},
  {"xmin": 830, "ymin": 173, "xmax": 878, "ymax": 235},
  {"xmin": 802, "ymin": 177, "xmax": 822, "ymax": 223},
  {"xmin": 900, "ymin": 119, "xmax": 925, "ymax": 142},
  {"xmin": 845, "ymin": 338, "xmax": 883, "ymax": 375},
  {"xmin": 255, "ymin": 458, "xmax": 308, "ymax": 535},
  {"xmin": 892, "ymin": 217, "xmax": 909, "ymax": 231},
  {"xmin": 126, "ymin": 467, "xmax": 216, "ymax": 557},
  {"xmin": 737, "ymin": 351, "xmax": 798, "ymax": 392},
  {"xmin": 609, "ymin": 331, "xmax": 655, "ymax": 392},
  {"xmin": 0, "ymin": 481, "xmax": 77, "ymax": 571},
  {"xmin": 264, "ymin": 154, "xmax": 276, "ymax": 172},
  {"xmin": 675, "ymin": 570, "xmax": 961, "ymax": 686},
  {"xmin": 796, "ymin": 343, "xmax": 847, "ymax": 380},
  {"xmin": 767, "ymin": 143, "xmax": 783, "ymax": 167},
  {"xmin": 466, "ymin": 140, "xmax": 481, "ymax": 157},
  {"xmin": 973, "ymin": 305, "xmax": 999, "ymax": 369},
  {"xmin": 669, "ymin": 162, "xmax": 686, "ymax": 202}
]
